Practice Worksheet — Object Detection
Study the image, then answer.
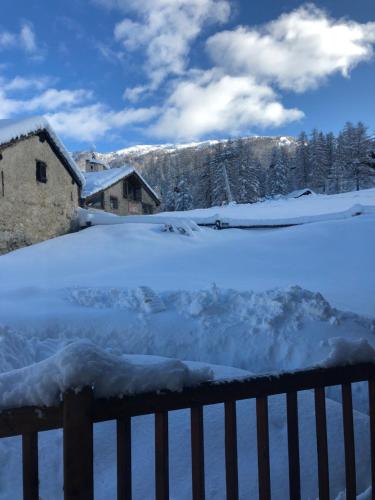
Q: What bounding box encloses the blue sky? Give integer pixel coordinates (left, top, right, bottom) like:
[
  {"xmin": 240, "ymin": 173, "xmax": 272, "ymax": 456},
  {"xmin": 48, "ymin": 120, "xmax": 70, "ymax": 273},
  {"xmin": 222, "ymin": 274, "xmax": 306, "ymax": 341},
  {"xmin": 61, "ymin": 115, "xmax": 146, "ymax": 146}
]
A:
[{"xmin": 1, "ymin": 0, "xmax": 375, "ymax": 151}]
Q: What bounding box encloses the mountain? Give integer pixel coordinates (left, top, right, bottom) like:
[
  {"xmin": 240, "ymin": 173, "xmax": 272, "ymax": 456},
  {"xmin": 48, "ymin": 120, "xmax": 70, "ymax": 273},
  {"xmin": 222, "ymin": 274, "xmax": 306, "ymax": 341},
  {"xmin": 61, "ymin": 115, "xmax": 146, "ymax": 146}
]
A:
[{"xmin": 74, "ymin": 135, "xmax": 297, "ymax": 210}]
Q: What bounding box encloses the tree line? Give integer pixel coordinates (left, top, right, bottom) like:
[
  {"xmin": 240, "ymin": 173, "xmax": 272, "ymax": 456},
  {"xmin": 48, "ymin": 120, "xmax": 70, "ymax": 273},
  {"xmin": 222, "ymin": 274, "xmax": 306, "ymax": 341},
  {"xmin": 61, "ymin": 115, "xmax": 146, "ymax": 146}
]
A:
[{"xmin": 127, "ymin": 122, "xmax": 375, "ymax": 211}]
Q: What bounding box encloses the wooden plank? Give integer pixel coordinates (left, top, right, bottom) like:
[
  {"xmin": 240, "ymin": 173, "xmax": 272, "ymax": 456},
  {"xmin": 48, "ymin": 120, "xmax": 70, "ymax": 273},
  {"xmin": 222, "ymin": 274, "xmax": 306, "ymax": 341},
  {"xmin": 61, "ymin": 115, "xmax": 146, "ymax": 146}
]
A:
[
  {"xmin": 22, "ymin": 432, "xmax": 39, "ymax": 500},
  {"xmin": 191, "ymin": 406, "xmax": 205, "ymax": 500},
  {"xmin": 286, "ymin": 392, "xmax": 301, "ymax": 500},
  {"xmin": 63, "ymin": 387, "xmax": 94, "ymax": 500},
  {"xmin": 117, "ymin": 417, "xmax": 132, "ymax": 500},
  {"xmin": 224, "ymin": 401, "xmax": 238, "ymax": 500},
  {"xmin": 155, "ymin": 412, "xmax": 169, "ymax": 500},
  {"xmin": 369, "ymin": 380, "xmax": 375, "ymax": 500},
  {"xmin": 256, "ymin": 396, "xmax": 271, "ymax": 500},
  {"xmin": 342, "ymin": 383, "xmax": 356, "ymax": 500},
  {"xmin": 0, "ymin": 406, "xmax": 61, "ymax": 439},
  {"xmin": 93, "ymin": 363, "xmax": 375, "ymax": 423},
  {"xmin": 314, "ymin": 387, "xmax": 330, "ymax": 500}
]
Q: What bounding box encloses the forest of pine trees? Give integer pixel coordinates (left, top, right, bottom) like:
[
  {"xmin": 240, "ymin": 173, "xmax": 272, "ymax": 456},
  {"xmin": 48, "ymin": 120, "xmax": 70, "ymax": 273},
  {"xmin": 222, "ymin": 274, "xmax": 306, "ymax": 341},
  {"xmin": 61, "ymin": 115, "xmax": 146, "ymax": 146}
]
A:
[
  {"xmin": 158, "ymin": 121, "xmax": 375, "ymax": 211},
  {"xmin": 84, "ymin": 121, "xmax": 375, "ymax": 211}
]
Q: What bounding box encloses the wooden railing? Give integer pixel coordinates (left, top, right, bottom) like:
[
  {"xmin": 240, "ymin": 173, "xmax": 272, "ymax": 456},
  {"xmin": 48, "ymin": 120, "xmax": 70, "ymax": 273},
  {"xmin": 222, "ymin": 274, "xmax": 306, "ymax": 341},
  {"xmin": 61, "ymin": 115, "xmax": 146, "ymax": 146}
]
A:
[{"xmin": 1, "ymin": 362, "xmax": 375, "ymax": 500}]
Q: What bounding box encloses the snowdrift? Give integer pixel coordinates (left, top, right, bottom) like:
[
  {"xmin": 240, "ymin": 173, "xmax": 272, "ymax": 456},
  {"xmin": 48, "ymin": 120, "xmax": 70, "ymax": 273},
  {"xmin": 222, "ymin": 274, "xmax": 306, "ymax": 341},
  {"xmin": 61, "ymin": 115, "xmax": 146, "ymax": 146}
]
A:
[{"xmin": 158, "ymin": 187, "xmax": 375, "ymax": 227}]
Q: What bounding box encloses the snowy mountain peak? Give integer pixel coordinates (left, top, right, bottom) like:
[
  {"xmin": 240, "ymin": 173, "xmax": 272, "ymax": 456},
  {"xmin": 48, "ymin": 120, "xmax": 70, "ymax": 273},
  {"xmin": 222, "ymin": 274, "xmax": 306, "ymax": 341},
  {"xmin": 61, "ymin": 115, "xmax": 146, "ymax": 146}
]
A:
[{"xmin": 114, "ymin": 139, "xmax": 221, "ymax": 157}]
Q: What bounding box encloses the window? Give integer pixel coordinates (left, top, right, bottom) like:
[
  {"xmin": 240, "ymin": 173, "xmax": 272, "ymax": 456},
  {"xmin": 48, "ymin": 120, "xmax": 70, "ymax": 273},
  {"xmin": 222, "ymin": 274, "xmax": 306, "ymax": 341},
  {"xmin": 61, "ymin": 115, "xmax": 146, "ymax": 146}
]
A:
[
  {"xmin": 142, "ymin": 203, "xmax": 153, "ymax": 214},
  {"xmin": 125, "ymin": 177, "xmax": 142, "ymax": 202},
  {"xmin": 110, "ymin": 196, "xmax": 119, "ymax": 210},
  {"xmin": 36, "ymin": 161, "xmax": 47, "ymax": 183}
]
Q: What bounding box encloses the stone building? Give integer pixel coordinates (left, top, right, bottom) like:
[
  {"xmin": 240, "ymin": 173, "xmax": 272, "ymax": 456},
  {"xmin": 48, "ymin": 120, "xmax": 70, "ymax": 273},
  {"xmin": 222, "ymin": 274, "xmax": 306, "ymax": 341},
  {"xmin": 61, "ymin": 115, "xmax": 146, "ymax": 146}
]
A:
[
  {"xmin": 83, "ymin": 156, "xmax": 110, "ymax": 173},
  {"xmin": 0, "ymin": 116, "xmax": 85, "ymax": 254},
  {"xmin": 81, "ymin": 166, "xmax": 160, "ymax": 215}
]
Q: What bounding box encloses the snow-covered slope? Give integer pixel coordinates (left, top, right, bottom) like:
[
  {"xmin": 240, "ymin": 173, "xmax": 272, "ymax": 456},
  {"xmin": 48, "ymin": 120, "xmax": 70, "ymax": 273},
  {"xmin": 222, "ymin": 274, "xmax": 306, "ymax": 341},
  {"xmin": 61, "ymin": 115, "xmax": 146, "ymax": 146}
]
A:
[
  {"xmin": 92, "ymin": 135, "xmax": 295, "ymax": 159},
  {"xmin": 0, "ymin": 191, "xmax": 374, "ymax": 498},
  {"xmin": 159, "ymin": 187, "xmax": 375, "ymax": 226}
]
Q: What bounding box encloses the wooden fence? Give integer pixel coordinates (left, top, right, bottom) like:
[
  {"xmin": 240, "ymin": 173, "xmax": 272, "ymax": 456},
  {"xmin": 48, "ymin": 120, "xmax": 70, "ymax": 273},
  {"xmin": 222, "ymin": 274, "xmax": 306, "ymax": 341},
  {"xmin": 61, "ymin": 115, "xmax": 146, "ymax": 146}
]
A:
[{"xmin": 1, "ymin": 362, "xmax": 375, "ymax": 500}]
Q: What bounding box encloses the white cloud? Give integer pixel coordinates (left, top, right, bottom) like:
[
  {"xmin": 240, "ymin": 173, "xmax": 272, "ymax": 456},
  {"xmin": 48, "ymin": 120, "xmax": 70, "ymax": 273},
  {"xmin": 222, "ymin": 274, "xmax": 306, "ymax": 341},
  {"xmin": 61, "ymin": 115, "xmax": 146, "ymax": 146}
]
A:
[
  {"xmin": 149, "ymin": 69, "xmax": 304, "ymax": 140},
  {"xmin": 0, "ymin": 32, "xmax": 16, "ymax": 49},
  {"xmin": 0, "ymin": 83, "xmax": 92, "ymax": 119},
  {"xmin": 112, "ymin": 0, "xmax": 231, "ymax": 86},
  {"xmin": 47, "ymin": 104, "xmax": 159, "ymax": 142},
  {"xmin": 25, "ymin": 89, "xmax": 92, "ymax": 111},
  {"xmin": 20, "ymin": 22, "xmax": 37, "ymax": 54},
  {"xmin": 0, "ymin": 22, "xmax": 40, "ymax": 57},
  {"xmin": 206, "ymin": 4, "xmax": 375, "ymax": 92},
  {"xmin": 3, "ymin": 76, "xmax": 53, "ymax": 92},
  {"xmin": 0, "ymin": 74, "xmax": 92, "ymax": 119},
  {"xmin": 0, "ymin": 72, "xmax": 158, "ymax": 142}
]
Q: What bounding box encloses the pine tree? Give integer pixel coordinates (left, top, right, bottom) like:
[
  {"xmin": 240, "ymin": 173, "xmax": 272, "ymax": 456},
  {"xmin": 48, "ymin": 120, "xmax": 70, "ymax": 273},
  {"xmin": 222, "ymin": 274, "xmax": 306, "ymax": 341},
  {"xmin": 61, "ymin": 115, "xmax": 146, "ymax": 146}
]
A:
[
  {"xmin": 309, "ymin": 129, "xmax": 327, "ymax": 192},
  {"xmin": 174, "ymin": 178, "xmax": 193, "ymax": 211},
  {"xmin": 238, "ymin": 148, "xmax": 261, "ymax": 203},
  {"xmin": 268, "ymin": 147, "xmax": 289, "ymax": 197},
  {"xmin": 293, "ymin": 132, "xmax": 310, "ymax": 189},
  {"xmin": 210, "ymin": 142, "xmax": 232, "ymax": 206}
]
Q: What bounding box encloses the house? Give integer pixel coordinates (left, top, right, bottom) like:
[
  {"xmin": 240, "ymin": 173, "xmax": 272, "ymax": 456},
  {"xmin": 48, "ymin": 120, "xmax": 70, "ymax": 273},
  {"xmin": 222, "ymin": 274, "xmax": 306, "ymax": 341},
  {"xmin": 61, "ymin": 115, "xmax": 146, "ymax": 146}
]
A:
[
  {"xmin": 81, "ymin": 166, "xmax": 160, "ymax": 215},
  {"xmin": 0, "ymin": 116, "xmax": 85, "ymax": 254},
  {"xmin": 83, "ymin": 155, "xmax": 110, "ymax": 173}
]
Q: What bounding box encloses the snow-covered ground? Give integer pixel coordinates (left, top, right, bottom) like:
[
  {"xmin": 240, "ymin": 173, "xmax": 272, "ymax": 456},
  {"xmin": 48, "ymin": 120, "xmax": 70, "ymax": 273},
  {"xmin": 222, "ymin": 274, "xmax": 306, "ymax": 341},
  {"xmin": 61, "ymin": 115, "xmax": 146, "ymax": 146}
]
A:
[
  {"xmin": 0, "ymin": 188, "xmax": 375, "ymax": 498},
  {"xmin": 159, "ymin": 187, "xmax": 375, "ymax": 226}
]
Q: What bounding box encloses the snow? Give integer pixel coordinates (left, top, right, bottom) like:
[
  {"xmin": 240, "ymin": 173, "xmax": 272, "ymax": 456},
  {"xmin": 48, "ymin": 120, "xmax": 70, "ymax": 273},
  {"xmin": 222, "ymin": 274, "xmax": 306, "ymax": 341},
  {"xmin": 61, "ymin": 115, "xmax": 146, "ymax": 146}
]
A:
[
  {"xmin": 82, "ymin": 166, "xmax": 135, "ymax": 198},
  {"xmin": 0, "ymin": 340, "xmax": 212, "ymax": 410},
  {"xmin": 321, "ymin": 337, "xmax": 375, "ymax": 368},
  {"xmin": 78, "ymin": 207, "xmax": 200, "ymax": 234},
  {"xmin": 85, "ymin": 158, "xmax": 110, "ymax": 169},
  {"xmin": 105, "ymin": 135, "xmax": 295, "ymax": 158},
  {"xmin": 287, "ymin": 188, "xmax": 315, "ymax": 198},
  {"xmin": 158, "ymin": 187, "xmax": 375, "ymax": 227},
  {"xmin": 82, "ymin": 165, "xmax": 160, "ymax": 201},
  {"xmin": 1, "ymin": 189, "xmax": 375, "ymax": 497},
  {"xmin": 0, "ymin": 115, "xmax": 85, "ymax": 186},
  {"xmin": 114, "ymin": 139, "xmax": 220, "ymax": 156}
]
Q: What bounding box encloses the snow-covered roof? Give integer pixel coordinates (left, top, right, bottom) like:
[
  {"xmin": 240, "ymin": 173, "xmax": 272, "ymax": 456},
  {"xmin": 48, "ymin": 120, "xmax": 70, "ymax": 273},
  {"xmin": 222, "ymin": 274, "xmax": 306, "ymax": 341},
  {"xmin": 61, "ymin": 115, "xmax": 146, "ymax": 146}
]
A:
[
  {"xmin": 0, "ymin": 116, "xmax": 85, "ymax": 186},
  {"xmin": 82, "ymin": 165, "xmax": 160, "ymax": 202},
  {"xmin": 287, "ymin": 188, "xmax": 316, "ymax": 199}
]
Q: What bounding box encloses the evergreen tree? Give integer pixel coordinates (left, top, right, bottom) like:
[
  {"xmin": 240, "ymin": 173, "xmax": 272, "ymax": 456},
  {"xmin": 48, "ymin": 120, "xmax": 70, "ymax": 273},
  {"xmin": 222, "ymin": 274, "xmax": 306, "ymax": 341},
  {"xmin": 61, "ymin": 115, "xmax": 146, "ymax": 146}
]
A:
[
  {"xmin": 309, "ymin": 129, "xmax": 328, "ymax": 192},
  {"xmin": 293, "ymin": 132, "xmax": 310, "ymax": 189},
  {"xmin": 268, "ymin": 147, "xmax": 289, "ymax": 197},
  {"xmin": 238, "ymin": 149, "xmax": 261, "ymax": 203}
]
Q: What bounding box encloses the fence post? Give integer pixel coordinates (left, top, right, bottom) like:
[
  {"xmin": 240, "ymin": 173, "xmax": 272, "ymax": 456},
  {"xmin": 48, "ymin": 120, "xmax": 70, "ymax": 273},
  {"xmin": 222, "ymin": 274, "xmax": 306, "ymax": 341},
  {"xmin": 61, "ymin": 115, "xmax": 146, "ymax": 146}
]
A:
[{"xmin": 63, "ymin": 387, "xmax": 94, "ymax": 500}]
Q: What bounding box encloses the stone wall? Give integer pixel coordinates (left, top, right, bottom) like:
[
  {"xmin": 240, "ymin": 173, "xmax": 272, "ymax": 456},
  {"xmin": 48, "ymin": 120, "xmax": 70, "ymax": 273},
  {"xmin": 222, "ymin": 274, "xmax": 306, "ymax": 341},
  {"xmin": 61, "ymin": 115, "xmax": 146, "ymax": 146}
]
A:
[{"xmin": 0, "ymin": 134, "xmax": 80, "ymax": 254}]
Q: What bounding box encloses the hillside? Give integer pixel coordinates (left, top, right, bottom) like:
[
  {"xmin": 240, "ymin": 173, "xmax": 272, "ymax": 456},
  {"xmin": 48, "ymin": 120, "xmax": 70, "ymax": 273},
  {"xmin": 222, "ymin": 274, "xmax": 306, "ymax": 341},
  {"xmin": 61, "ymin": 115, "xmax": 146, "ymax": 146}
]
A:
[
  {"xmin": 74, "ymin": 123, "xmax": 375, "ymax": 213},
  {"xmin": 74, "ymin": 135, "xmax": 297, "ymax": 209}
]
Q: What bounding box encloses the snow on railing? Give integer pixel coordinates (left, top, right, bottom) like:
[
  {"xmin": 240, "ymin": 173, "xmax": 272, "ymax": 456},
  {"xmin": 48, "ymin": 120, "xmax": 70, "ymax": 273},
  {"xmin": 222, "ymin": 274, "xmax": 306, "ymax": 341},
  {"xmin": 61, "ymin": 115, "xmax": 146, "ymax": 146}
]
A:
[{"xmin": 2, "ymin": 353, "xmax": 375, "ymax": 499}]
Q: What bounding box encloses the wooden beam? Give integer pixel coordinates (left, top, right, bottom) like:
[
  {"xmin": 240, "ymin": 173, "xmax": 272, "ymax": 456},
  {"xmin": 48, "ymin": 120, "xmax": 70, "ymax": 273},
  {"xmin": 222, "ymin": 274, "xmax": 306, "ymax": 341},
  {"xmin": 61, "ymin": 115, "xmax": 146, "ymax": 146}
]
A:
[
  {"xmin": 315, "ymin": 387, "xmax": 330, "ymax": 500},
  {"xmin": 117, "ymin": 417, "xmax": 132, "ymax": 500},
  {"xmin": 155, "ymin": 412, "xmax": 169, "ymax": 500},
  {"xmin": 191, "ymin": 406, "xmax": 205, "ymax": 500},
  {"xmin": 225, "ymin": 401, "xmax": 239, "ymax": 500},
  {"xmin": 22, "ymin": 432, "xmax": 39, "ymax": 500},
  {"xmin": 342, "ymin": 384, "xmax": 356, "ymax": 499},
  {"xmin": 286, "ymin": 392, "xmax": 300, "ymax": 500},
  {"xmin": 63, "ymin": 387, "xmax": 94, "ymax": 500},
  {"xmin": 256, "ymin": 396, "xmax": 271, "ymax": 500}
]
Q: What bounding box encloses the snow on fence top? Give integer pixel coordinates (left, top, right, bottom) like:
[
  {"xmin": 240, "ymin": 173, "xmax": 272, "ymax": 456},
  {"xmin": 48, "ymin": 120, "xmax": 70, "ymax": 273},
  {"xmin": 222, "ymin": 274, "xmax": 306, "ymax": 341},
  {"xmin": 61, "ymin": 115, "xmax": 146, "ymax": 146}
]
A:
[
  {"xmin": 82, "ymin": 165, "xmax": 160, "ymax": 201},
  {"xmin": 0, "ymin": 340, "xmax": 213, "ymax": 410},
  {"xmin": 0, "ymin": 115, "xmax": 85, "ymax": 186}
]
